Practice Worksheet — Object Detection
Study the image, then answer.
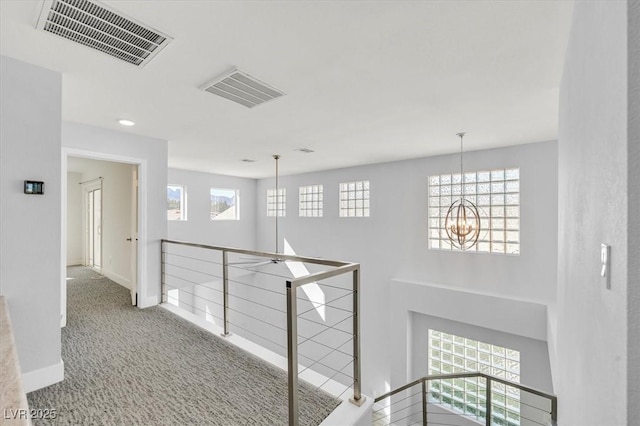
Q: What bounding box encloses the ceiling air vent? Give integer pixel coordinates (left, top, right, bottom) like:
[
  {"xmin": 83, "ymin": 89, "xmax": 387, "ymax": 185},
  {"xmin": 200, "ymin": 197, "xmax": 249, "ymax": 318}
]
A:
[
  {"xmin": 36, "ymin": 0, "xmax": 172, "ymax": 67},
  {"xmin": 202, "ymin": 69, "xmax": 285, "ymax": 108}
]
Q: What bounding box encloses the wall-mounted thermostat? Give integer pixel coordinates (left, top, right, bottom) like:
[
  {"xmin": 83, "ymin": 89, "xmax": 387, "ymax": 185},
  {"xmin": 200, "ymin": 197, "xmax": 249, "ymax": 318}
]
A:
[{"xmin": 24, "ymin": 180, "xmax": 44, "ymax": 195}]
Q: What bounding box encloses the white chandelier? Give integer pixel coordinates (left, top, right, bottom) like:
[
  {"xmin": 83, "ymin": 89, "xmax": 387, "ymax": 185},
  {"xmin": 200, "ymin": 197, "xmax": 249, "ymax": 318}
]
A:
[{"xmin": 444, "ymin": 132, "xmax": 481, "ymax": 250}]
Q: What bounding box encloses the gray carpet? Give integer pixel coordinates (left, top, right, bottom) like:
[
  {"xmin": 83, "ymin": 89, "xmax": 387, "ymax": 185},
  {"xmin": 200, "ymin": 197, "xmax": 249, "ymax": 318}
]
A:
[{"xmin": 27, "ymin": 266, "xmax": 340, "ymax": 425}]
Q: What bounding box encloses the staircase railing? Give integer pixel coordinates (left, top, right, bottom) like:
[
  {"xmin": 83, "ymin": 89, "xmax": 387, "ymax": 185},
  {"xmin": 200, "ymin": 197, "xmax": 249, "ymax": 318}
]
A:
[
  {"xmin": 373, "ymin": 372, "xmax": 557, "ymax": 426},
  {"xmin": 160, "ymin": 239, "xmax": 363, "ymax": 426}
]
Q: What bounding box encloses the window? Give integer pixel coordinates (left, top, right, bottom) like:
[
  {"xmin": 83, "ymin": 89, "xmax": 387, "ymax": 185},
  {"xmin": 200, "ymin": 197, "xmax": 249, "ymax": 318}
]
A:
[
  {"xmin": 428, "ymin": 329, "xmax": 521, "ymax": 426},
  {"xmin": 339, "ymin": 180, "xmax": 370, "ymax": 217},
  {"xmin": 210, "ymin": 188, "xmax": 239, "ymax": 220},
  {"xmin": 167, "ymin": 185, "xmax": 187, "ymax": 221},
  {"xmin": 428, "ymin": 168, "xmax": 520, "ymax": 254},
  {"xmin": 299, "ymin": 185, "xmax": 323, "ymax": 217},
  {"xmin": 267, "ymin": 188, "xmax": 286, "ymax": 217}
]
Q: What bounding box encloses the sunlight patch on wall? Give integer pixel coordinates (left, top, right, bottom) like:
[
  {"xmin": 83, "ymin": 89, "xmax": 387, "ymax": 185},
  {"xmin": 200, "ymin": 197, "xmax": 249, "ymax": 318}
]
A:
[
  {"xmin": 168, "ymin": 288, "xmax": 179, "ymax": 307},
  {"xmin": 205, "ymin": 304, "xmax": 216, "ymax": 324},
  {"xmin": 283, "ymin": 239, "xmax": 326, "ymax": 321}
]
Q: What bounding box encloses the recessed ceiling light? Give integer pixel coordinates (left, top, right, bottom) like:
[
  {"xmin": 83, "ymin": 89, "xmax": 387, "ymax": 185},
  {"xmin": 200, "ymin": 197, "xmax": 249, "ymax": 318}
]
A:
[
  {"xmin": 241, "ymin": 159, "xmax": 256, "ymax": 163},
  {"xmin": 295, "ymin": 148, "xmax": 314, "ymax": 153},
  {"xmin": 118, "ymin": 119, "xmax": 135, "ymax": 127}
]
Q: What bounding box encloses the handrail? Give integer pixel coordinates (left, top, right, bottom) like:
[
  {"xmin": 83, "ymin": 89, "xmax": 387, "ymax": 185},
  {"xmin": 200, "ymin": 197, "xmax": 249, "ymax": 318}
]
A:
[
  {"xmin": 160, "ymin": 239, "xmax": 363, "ymax": 426},
  {"xmin": 375, "ymin": 371, "xmax": 557, "ymax": 425},
  {"xmin": 161, "ymin": 239, "xmax": 350, "ymax": 268},
  {"xmin": 375, "ymin": 372, "xmax": 557, "ymax": 403}
]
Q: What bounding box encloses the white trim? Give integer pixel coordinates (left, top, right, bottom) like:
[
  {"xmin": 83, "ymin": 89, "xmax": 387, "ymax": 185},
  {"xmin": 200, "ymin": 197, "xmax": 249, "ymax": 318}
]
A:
[
  {"xmin": 142, "ymin": 295, "xmax": 159, "ymax": 307},
  {"xmin": 319, "ymin": 398, "xmax": 373, "ymax": 426},
  {"xmin": 22, "ymin": 360, "xmax": 64, "ymax": 393},
  {"xmin": 61, "ymin": 148, "xmax": 149, "ymax": 311},
  {"xmin": 103, "ymin": 270, "xmax": 131, "ymax": 290},
  {"xmin": 136, "ymin": 160, "xmax": 148, "ymax": 307},
  {"xmin": 66, "ymin": 257, "xmax": 84, "ymax": 266},
  {"xmin": 61, "ymin": 152, "xmax": 67, "ymax": 327}
]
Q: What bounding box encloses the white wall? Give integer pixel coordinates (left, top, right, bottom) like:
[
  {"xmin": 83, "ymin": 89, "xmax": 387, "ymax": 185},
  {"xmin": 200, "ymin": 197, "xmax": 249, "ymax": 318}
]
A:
[
  {"xmin": 556, "ymin": 1, "xmax": 629, "ymax": 424},
  {"xmin": 628, "ymin": 0, "xmax": 640, "ymax": 421},
  {"xmin": 253, "ymin": 141, "xmax": 558, "ymax": 398},
  {"xmin": 62, "ymin": 121, "xmax": 168, "ymax": 308},
  {"xmin": 66, "ymin": 172, "xmax": 84, "ymax": 266},
  {"xmin": 0, "ymin": 56, "xmax": 63, "ymax": 390},
  {"xmin": 167, "ymin": 168, "xmax": 257, "ymax": 249}
]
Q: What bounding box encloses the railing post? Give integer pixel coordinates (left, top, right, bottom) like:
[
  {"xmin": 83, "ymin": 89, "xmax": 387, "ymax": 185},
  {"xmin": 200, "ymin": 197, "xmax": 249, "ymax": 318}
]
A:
[
  {"xmin": 161, "ymin": 241, "xmax": 166, "ymax": 303},
  {"xmin": 221, "ymin": 250, "xmax": 230, "ymax": 337},
  {"xmin": 551, "ymin": 396, "xmax": 558, "ymax": 426},
  {"xmin": 422, "ymin": 379, "xmax": 428, "ymax": 426},
  {"xmin": 286, "ymin": 281, "xmax": 299, "ymax": 426},
  {"xmin": 350, "ymin": 267, "xmax": 364, "ymax": 406},
  {"xmin": 485, "ymin": 377, "xmax": 492, "ymax": 426}
]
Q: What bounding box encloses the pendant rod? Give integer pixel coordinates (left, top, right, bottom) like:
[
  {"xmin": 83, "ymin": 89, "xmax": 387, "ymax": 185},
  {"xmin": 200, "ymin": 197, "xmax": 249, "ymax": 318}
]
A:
[
  {"xmin": 457, "ymin": 132, "xmax": 466, "ymax": 199},
  {"xmin": 273, "ymin": 154, "xmax": 280, "ymax": 254}
]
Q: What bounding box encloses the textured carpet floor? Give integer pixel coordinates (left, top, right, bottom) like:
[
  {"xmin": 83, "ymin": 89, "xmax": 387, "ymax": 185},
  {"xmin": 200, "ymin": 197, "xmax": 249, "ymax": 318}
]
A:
[{"xmin": 27, "ymin": 266, "xmax": 340, "ymax": 425}]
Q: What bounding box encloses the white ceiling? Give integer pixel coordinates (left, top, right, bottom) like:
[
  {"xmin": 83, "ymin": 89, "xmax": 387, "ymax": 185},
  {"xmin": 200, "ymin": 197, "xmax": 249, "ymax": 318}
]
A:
[{"xmin": 0, "ymin": 0, "xmax": 574, "ymax": 178}]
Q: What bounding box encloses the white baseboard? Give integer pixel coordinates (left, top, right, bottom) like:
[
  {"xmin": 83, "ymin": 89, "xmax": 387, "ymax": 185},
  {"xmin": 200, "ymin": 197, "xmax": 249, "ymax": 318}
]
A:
[
  {"xmin": 103, "ymin": 270, "xmax": 131, "ymax": 290},
  {"xmin": 22, "ymin": 360, "xmax": 64, "ymax": 393},
  {"xmin": 66, "ymin": 258, "xmax": 83, "ymax": 267},
  {"xmin": 138, "ymin": 295, "xmax": 159, "ymax": 308}
]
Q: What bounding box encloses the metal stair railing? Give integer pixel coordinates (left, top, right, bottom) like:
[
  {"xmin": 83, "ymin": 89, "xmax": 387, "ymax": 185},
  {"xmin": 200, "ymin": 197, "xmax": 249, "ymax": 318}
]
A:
[
  {"xmin": 373, "ymin": 372, "xmax": 557, "ymax": 426},
  {"xmin": 161, "ymin": 239, "xmax": 364, "ymax": 426}
]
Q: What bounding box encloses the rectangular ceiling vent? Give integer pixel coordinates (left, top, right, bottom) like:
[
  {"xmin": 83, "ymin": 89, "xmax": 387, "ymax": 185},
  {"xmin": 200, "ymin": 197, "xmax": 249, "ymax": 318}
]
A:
[
  {"xmin": 36, "ymin": 0, "xmax": 172, "ymax": 67},
  {"xmin": 202, "ymin": 69, "xmax": 286, "ymax": 108}
]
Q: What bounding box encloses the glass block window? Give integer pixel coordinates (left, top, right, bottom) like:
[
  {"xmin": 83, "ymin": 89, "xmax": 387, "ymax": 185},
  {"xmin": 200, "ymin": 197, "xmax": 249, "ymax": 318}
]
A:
[
  {"xmin": 428, "ymin": 168, "xmax": 520, "ymax": 254},
  {"xmin": 428, "ymin": 329, "xmax": 521, "ymax": 426},
  {"xmin": 267, "ymin": 188, "xmax": 286, "ymax": 217},
  {"xmin": 339, "ymin": 180, "xmax": 370, "ymax": 217},
  {"xmin": 299, "ymin": 185, "xmax": 323, "ymax": 217},
  {"xmin": 210, "ymin": 188, "xmax": 239, "ymax": 220},
  {"xmin": 167, "ymin": 185, "xmax": 187, "ymax": 221}
]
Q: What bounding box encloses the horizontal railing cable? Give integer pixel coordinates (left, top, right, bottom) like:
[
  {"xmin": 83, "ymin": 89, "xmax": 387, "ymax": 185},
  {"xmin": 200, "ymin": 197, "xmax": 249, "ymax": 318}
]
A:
[
  {"xmin": 310, "ymin": 357, "xmax": 354, "ymax": 392},
  {"xmin": 226, "ymin": 292, "xmax": 286, "ymax": 315},
  {"xmin": 165, "ymin": 276, "xmax": 223, "ymax": 294},
  {"xmin": 298, "ymin": 337, "xmax": 353, "ymax": 376},
  {"xmin": 297, "ymin": 313, "xmax": 354, "ymax": 346},
  {"xmin": 164, "ymin": 251, "xmax": 223, "ymax": 266},
  {"xmin": 166, "ymin": 296, "xmax": 224, "ymax": 323},
  {"xmin": 297, "ymin": 333, "xmax": 353, "ymax": 359},
  {"xmin": 166, "ymin": 286, "xmax": 223, "ymax": 307},
  {"xmin": 296, "ymin": 290, "xmax": 354, "ymax": 312},
  {"xmin": 226, "ymin": 276, "xmax": 286, "ymax": 296},
  {"xmin": 163, "ymin": 261, "xmax": 220, "ymax": 278},
  {"xmin": 226, "ymin": 263, "xmax": 295, "ymax": 280},
  {"xmin": 163, "ymin": 272, "xmax": 221, "ymax": 290},
  {"xmin": 225, "ymin": 306, "xmax": 288, "ymax": 333},
  {"xmin": 295, "ymin": 315, "xmax": 353, "ymax": 337},
  {"xmin": 308, "ymin": 280, "xmax": 354, "ymax": 293},
  {"xmin": 161, "ymin": 239, "xmax": 363, "ymax": 426}
]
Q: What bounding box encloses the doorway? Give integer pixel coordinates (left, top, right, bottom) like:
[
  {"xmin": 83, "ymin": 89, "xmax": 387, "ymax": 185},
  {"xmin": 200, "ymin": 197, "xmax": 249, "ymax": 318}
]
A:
[{"xmin": 67, "ymin": 156, "xmax": 139, "ymax": 306}]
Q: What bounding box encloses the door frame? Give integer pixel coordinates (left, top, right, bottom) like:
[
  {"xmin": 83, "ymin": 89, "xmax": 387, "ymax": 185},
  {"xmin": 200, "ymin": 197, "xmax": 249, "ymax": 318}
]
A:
[{"xmin": 61, "ymin": 148, "xmax": 148, "ymax": 327}]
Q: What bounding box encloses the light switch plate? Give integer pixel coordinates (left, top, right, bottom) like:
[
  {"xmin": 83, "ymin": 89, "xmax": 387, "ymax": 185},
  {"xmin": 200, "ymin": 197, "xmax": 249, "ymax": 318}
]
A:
[{"xmin": 601, "ymin": 243, "xmax": 611, "ymax": 289}]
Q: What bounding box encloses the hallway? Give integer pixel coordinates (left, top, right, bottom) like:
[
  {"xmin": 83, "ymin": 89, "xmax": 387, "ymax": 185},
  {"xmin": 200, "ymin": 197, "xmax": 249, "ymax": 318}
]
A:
[{"xmin": 27, "ymin": 267, "xmax": 339, "ymax": 425}]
